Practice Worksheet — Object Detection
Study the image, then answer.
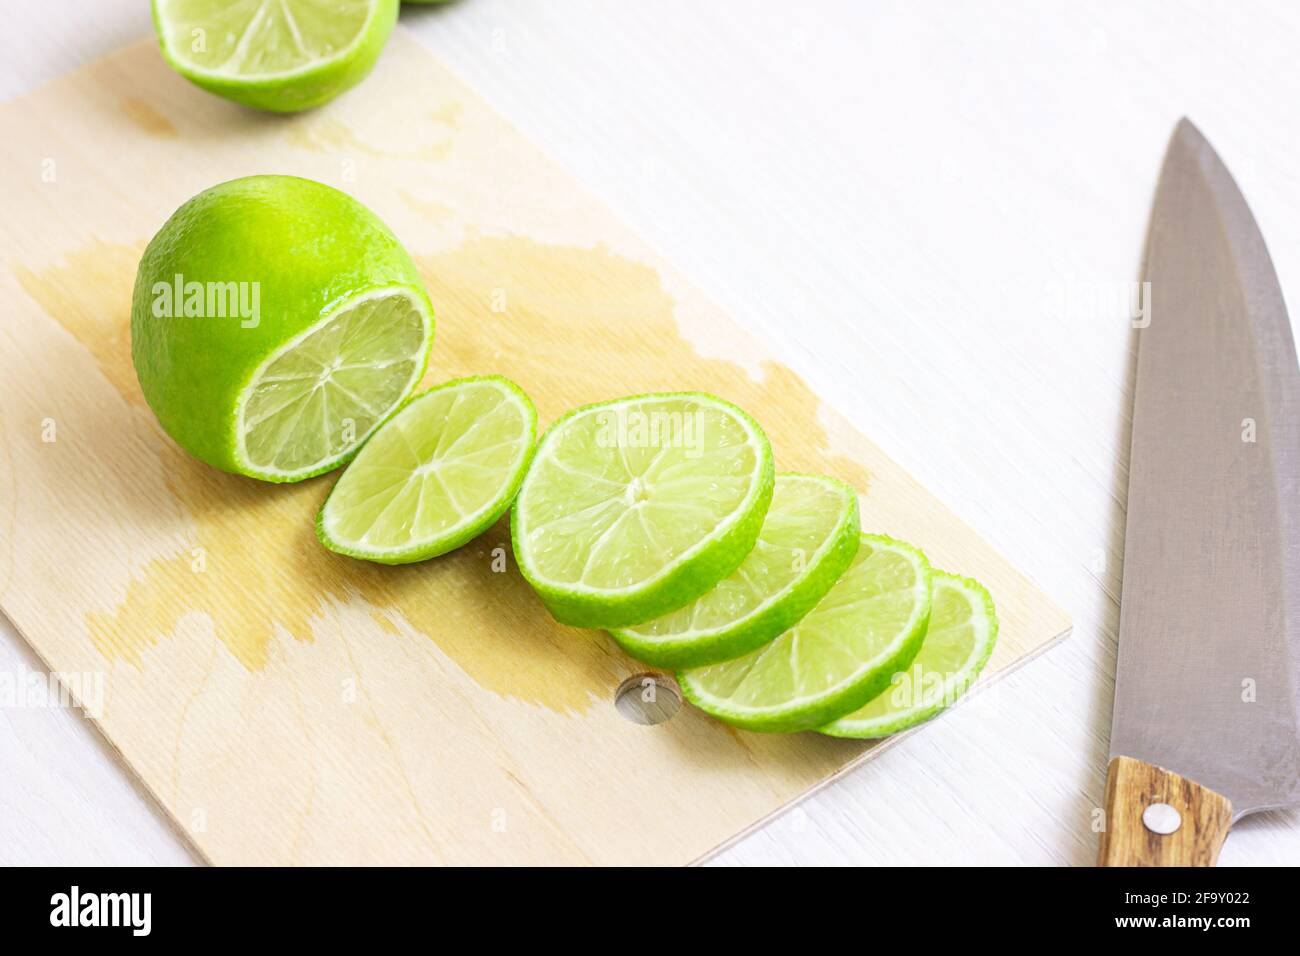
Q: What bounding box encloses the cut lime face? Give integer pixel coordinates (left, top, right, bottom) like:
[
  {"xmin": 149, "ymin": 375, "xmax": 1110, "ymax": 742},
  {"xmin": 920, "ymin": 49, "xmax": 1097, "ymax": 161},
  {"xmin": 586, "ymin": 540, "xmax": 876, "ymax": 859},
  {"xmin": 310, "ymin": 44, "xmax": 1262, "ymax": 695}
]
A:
[
  {"xmin": 152, "ymin": 0, "xmax": 399, "ymax": 112},
  {"xmin": 318, "ymin": 376, "xmax": 538, "ymax": 564},
  {"xmin": 820, "ymin": 571, "xmax": 998, "ymax": 738},
  {"xmin": 239, "ymin": 289, "xmax": 429, "ymax": 479},
  {"xmin": 609, "ymin": 474, "xmax": 860, "ymax": 668},
  {"xmin": 678, "ymin": 534, "xmax": 933, "ymax": 733},
  {"xmin": 511, "ymin": 392, "xmax": 775, "ymax": 628}
]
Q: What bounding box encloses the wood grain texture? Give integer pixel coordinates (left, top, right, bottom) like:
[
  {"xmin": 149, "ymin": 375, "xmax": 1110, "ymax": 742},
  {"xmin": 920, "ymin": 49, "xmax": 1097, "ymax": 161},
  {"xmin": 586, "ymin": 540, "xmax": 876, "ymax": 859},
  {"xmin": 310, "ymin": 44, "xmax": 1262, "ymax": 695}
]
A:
[
  {"xmin": 1099, "ymin": 756, "xmax": 1233, "ymax": 866},
  {"xmin": 0, "ymin": 30, "xmax": 1069, "ymax": 865}
]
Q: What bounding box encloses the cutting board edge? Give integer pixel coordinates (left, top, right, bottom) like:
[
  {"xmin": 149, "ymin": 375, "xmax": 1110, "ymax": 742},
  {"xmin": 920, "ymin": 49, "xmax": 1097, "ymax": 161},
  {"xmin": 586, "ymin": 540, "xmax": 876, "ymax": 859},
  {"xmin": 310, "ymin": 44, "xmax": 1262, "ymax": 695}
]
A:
[
  {"xmin": 689, "ymin": 618, "xmax": 1074, "ymax": 866},
  {"xmin": 0, "ymin": 601, "xmax": 209, "ymax": 865}
]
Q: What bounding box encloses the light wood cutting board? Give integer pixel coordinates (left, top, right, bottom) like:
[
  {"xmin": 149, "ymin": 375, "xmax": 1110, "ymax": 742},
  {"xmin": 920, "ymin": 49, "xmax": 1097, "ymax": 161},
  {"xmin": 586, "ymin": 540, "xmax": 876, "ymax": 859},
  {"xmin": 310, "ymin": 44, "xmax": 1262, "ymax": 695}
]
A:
[{"xmin": 0, "ymin": 29, "xmax": 1070, "ymax": 865}]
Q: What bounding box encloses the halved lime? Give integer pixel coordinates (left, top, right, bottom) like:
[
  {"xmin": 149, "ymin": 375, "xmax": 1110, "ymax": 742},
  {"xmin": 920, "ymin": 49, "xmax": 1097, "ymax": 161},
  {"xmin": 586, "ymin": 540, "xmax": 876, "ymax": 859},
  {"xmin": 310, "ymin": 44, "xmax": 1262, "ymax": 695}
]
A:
[
  {"xmin": 678, "ymin": 534, "xmax": 932, "ymax": 733},
  {"xmin": 608, "ymin": 474, "xmax": 860, "ymax": 668},
  {"xmin": 152, "ymin": 0, "xmax": 399, "ymax": 113},
  {"xmin": 318, "ymin": 376, "xmax": 538, "ymax": 564},
  {"xmin": 511, "ymin": 393, "xmax": 775, "ymax": 628},
  {"xmin": 820, "ymin": 571, "xmax": 998, "ymax": 738},
  {"xmin": 131, "ymin": 175, "xmax": 434, "ymax": 483}
]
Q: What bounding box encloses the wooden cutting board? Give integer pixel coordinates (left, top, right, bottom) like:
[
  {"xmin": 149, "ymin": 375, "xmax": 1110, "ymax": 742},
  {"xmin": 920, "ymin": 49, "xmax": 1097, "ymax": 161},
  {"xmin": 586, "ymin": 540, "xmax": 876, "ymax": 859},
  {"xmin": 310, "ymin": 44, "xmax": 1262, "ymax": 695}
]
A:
[{"xmin": 0, "ymin": 29, "xmax": 1070, "ymax": 865}]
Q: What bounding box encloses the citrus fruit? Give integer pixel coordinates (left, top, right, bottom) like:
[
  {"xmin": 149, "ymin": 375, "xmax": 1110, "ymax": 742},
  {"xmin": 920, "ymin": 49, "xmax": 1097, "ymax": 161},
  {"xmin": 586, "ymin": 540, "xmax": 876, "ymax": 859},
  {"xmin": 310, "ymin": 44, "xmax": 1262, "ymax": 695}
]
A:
[
  {"xmin": 678, "ymin": 534, "xmax": 932, "ymax": 733},
  {"xmin": 318, "ymin": 376, "xmax": 537, "ymax": 563},
  {"xmin": 820, "ymin": 571, "xmax": 998, "ymax": 738},
  {"xmin": 151, "ymin": 0, "xmax": 399, "ymax": 113},
  {"xmin": 131, "ymin": 174, "xmax": 434, "ymax": 483},
  {"xmin": 609, "ymin": 474, "xmax": 860, "ymax": 668},
  {"xmin": 511, "ymin": 392, "xmax": 775, "ymax": 628}
]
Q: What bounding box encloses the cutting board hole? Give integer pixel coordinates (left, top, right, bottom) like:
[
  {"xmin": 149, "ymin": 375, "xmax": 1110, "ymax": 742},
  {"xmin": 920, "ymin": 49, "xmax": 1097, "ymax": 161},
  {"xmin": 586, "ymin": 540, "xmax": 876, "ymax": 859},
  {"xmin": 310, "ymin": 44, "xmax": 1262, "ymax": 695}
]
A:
[{"xmin": 615, "ymin": 673, "xmax": 682, "ymax": 725}]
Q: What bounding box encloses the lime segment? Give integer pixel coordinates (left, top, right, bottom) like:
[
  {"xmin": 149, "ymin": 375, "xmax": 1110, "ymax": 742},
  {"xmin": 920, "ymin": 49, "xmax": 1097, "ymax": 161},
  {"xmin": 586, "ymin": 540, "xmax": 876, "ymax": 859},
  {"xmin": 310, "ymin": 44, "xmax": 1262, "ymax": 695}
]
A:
[
  {"xmin": 820, "ymin": 571, "xmax": 998, "ymax": 738},
  {"xmin": 678, "ymin": 534, "xmax": 932, "ymax": 733},
  {"xmin": 511, "ymin": 392, "xmax": 775, "ymax": 628},
  {"xmin": 609, "ymin": 474, "xmax": 860, "ymax": 668},
  {"xmin": 318, "ymin": 376, "xmax": 538, "ymax": 564}
]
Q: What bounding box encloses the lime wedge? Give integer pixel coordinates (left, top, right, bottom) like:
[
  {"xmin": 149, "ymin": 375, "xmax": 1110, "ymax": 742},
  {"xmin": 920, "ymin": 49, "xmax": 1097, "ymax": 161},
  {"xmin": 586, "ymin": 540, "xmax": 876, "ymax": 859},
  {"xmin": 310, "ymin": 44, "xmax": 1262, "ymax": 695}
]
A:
[
  {"xmin": 151, "ymin": 0, "xmax": 399, "ymax": 112},
  {"xmin": 131, "ymin": 175, "xmax": 434, "ymax": 483},
  {"xmin": 609, "ymin": 474, "xmax": 860, "ymax": 668},
  {"xmin": 317, "ymin": 376, "xmax": 538, "ymax": 564},
  {"xmin": 820, "ymin": 571, "xmax": 998, "ymax": 738},
  {"xmin": 511, "ymin": 392, "xmax": 775, "ymax": 628},
  {"xmin": 678, "ymin": 534, "xmax": 932, "ymax": 733}
]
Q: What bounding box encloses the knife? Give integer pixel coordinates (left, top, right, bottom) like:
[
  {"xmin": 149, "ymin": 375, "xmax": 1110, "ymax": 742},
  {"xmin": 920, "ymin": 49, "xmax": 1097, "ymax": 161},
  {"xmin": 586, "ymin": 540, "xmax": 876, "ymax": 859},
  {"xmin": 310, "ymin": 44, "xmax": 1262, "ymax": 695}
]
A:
[{"xmin": 1101, "ymin": 118, "xmax": 1300, "ymax": 866}]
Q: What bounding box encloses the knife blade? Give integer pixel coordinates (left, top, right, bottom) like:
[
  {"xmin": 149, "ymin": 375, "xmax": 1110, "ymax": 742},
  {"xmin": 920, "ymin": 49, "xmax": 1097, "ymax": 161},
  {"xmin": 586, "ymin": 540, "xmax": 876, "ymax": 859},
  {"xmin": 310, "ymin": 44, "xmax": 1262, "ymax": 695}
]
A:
[{"xmin": 1102, "ymin": 118, "xmax": 1300, "ymax": 866}]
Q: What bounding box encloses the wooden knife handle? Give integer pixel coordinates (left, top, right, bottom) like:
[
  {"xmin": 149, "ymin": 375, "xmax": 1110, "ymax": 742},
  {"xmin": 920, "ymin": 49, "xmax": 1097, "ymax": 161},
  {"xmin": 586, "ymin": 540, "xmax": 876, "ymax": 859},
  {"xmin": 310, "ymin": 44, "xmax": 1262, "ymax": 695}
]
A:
[{"xmin": 1098, "ymin": 755, "xmax": 1233, "ymax": 866}]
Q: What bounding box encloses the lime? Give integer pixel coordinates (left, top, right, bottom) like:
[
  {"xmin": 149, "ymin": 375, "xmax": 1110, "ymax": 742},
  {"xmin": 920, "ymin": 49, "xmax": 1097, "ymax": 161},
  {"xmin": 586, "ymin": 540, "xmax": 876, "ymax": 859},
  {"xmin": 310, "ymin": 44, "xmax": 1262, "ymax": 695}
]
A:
[
  {"xmin": 151, "ymin": 0, "xmax": 399, "ymax": 113},
  {"xmin": 678, "ymin": 534, "xmax": 932, "ymax": 733},
  {"xmin": 608, "ymin": 474, "xmax": 860, "ymax": 668},
  {"xmin": 131, "ymin": 174, "xmax": 434, "ymax": 483},
  {"xmin": 317, "ymin": 376, "xmax": 537, "ymax": 564},
  {"xmin": 820, "ymin": 571, "xmax": 998, "ymax": 738},
  {"xmin": 511, "ymin": 393, "xmax": 775, "ymax": 628}
]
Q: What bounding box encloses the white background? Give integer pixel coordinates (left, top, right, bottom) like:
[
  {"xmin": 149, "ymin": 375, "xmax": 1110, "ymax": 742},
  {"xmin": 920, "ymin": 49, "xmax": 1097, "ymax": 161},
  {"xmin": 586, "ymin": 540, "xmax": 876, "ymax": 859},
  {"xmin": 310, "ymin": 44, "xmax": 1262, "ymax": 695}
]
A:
[{"xmin": 2, "ymin": 0, "xmax": 1298, "ymax": 865}]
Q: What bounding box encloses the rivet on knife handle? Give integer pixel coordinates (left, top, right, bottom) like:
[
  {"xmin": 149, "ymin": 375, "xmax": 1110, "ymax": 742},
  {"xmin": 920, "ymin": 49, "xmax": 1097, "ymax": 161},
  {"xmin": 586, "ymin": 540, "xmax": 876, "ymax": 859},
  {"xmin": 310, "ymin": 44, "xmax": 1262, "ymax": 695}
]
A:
[{"xmin": 1097, "ymin": 756, "xmax": 1233, "ymax": 866}]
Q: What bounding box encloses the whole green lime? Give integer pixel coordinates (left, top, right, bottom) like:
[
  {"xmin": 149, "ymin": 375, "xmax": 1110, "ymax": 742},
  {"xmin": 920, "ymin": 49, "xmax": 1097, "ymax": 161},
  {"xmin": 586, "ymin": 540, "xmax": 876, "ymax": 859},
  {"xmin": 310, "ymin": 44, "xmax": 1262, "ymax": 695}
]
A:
[{"xmin": 130, "ymin": 174, "xmax": 434, "ymax": 483}]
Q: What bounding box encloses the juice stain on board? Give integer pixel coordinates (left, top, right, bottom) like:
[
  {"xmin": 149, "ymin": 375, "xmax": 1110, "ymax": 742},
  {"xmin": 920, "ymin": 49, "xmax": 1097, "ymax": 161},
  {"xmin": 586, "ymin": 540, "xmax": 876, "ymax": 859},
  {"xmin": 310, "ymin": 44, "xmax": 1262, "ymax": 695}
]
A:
[{"xmin": 16, "ymin": 235, "xmax": 869, "ymax": 710}]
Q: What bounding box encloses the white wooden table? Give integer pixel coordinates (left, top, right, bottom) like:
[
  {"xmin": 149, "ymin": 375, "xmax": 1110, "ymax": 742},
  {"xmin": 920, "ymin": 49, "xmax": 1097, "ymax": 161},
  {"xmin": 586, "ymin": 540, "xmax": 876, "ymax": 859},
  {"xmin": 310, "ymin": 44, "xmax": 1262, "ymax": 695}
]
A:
[{"xmin": 2, "ymin": 0, "xmax": 1298, "ymax": 866}]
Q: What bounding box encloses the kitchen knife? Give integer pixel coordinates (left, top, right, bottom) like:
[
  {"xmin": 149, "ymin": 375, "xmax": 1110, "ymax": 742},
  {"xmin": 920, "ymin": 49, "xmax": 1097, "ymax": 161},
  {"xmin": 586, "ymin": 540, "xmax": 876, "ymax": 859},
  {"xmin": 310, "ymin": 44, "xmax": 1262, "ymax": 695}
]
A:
[{"xmin": 1101, "ymin": 118, "xmax": 1300, "ymax": 866}]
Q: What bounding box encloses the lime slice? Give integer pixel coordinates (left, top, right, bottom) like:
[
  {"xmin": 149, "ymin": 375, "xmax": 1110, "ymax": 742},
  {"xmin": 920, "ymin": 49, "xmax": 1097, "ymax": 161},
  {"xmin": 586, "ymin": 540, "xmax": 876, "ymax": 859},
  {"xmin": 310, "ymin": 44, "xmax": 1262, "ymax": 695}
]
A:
[
  {"xmin": 511, "ymin": 392, "xmax": 775, "ymax": 628},
  {"xmin": 820, "ymin": 571, "xmax": 998, "ymax": 738},
  {"xmin": 318, "ymin": 376, "xmax": 538, "ymax": 564},
  {"xmin": 151, "ymin": 0, "xmax": 399, "ymax": 112},
  {"xmin": 131, "ymin": 175, "xmax": 434, "ymax": 483},
  {"xmin": 609, "ymin": 474, "xmax": 860, "ymax": 668},
  {"xmin": 678, "ymin": 534, "xmax": 932, "ymax": 733}
]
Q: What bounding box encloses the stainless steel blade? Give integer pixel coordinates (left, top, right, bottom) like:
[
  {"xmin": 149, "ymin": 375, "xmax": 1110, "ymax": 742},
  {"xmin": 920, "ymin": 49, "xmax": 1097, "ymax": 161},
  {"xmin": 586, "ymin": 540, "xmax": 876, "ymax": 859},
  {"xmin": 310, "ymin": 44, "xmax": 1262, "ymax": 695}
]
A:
[{"xmin": 1110, "ymin": 118, "xmax": 1300, "ymax": 818}]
